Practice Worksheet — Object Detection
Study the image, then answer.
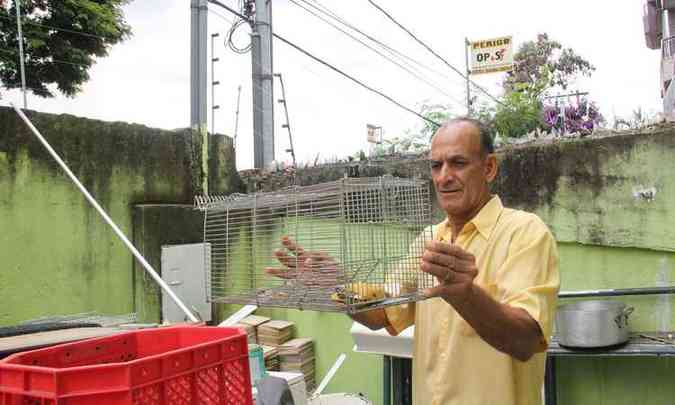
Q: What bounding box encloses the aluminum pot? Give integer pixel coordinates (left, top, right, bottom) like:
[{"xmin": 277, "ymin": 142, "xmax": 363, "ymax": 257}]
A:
[{"xmin": 555, "ymin": 300, "xmax": 634, "ymax": 348}]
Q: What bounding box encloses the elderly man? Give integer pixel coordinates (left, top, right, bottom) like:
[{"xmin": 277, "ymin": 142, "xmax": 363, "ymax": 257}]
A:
[{"xmin": 269, "ymin": 118, "xmax": 559, "ymax": 405}]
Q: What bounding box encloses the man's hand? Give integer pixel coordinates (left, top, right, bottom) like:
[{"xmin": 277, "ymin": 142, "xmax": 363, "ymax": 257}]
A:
[
  {"xmin": 419, "ymin": 240, "xmax": 546, "ymax": 361},
  {"xmin": 419, "ymin": 240, "xmax": 478, "ymax": 303},
  {"xmin": 264, "ymin": 236, "xmax": 344, "ymax": 288}
]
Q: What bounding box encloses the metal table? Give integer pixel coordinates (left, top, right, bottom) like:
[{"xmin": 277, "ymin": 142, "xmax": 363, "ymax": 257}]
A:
[{"xmin": 545, "ymin": 332, "xmax": 675, "ymax": 405}]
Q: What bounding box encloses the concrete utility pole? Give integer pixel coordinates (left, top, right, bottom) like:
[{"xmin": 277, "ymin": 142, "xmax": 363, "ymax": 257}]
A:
[
  {"xmin": 190, "ymin": 0, "xmax": 209, "ymax": 193},
  {"xmin": 251, "ymin": 0, "xmax": 275, "ymax": 169}
]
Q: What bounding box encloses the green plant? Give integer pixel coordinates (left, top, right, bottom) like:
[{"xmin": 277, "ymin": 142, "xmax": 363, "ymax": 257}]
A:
[
  {"xmin": 504, "ymin": 33, "xmax": 594, "ymax": 93},
  {"xmin": 0, "ymin": 0, "xmax": 131, "ymax": 98},
  {"xmin": 488, "ymin": 66, "xmax": 552, "ymax": 138},
  {"xmin": 613, "ymin": 107, "xmax": 656, "ymax": 130}
]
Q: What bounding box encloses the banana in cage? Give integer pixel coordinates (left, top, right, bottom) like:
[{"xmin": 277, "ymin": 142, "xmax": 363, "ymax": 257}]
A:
[{"xmin": 195, "ymin": 176, "xmax": 434, "ymax": 313}]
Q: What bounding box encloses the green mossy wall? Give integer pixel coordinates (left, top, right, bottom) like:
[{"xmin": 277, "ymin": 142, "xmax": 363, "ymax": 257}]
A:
[{"xmin": 0, "ymin": 106, "xmax": 240, "ymax": 326}]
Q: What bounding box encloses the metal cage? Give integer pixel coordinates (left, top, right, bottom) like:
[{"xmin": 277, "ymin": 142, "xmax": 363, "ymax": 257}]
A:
[{"xmin": 195, "ymin": 176, "xmax": 434, "ymax": 313}]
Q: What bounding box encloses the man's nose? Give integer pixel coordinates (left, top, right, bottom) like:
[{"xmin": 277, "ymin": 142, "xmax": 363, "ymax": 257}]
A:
[{"xmin": 437, "ymin": 164, "xmax": 456, "ymax": 183}]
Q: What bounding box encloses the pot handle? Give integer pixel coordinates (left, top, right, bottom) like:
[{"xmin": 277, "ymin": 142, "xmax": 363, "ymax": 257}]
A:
[{"xmin": 614, "ymin": 306, "xmax": 635, "ymax": 328}]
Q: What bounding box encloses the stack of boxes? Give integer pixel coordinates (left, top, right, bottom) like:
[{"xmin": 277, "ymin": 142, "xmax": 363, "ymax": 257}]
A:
[
  {"xmin": 278, "ymin": 338, "xmax": 315, "ymax": 392},
  {"xmin": 238, "ymin": 315, "xmax": 315, "ymax": 391},
  {"xmin": 257, "ymin": 320, "xmax": 295, "ymax": 346}
]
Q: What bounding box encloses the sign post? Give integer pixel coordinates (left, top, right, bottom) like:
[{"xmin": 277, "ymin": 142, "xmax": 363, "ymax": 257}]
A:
[
  {"xmin": 367, "ymin": 124, "xmax": 382, "ymax": 157},
  {"xmin": 465, "ymin": 38, "xmax": 471, "ymax": 115}
]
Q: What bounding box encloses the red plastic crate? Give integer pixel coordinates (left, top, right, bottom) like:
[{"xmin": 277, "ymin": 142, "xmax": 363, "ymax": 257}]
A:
[{"xmin": 0, "ymin": 326, "xmax": 253, "ymax": 405}]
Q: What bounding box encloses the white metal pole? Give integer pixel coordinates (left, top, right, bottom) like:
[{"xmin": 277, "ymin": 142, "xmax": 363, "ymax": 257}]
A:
[
  {"xmin": 10, "ymin": 103, "xmax": 199, "ymax": 323},
  {"xmin": 234, "ymin": 84, "xmax": 242, "ymax": 148},
  {"xmin": 465, "ymin": 37, "xmax": 471, "ymax": 116},
  {"xmin": 15, "ymin": 0, "xmax": 27, "ymax": 108}
]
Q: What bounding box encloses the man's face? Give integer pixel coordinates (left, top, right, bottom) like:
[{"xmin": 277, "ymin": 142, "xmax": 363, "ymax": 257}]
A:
[{"xmin": 429, "ymin": 122, "xmax": 495, "ymax": 219}]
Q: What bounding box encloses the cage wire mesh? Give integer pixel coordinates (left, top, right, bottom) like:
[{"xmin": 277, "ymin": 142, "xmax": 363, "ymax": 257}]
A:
[{"xmin": 195, "ymin": 176, "xmax": 434, "ymax": 313}]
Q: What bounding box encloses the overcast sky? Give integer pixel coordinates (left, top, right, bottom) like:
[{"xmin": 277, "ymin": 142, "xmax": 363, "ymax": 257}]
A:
[{"xmin": 1, "ymin": 0, "xmax": 661, "ymax": 170}]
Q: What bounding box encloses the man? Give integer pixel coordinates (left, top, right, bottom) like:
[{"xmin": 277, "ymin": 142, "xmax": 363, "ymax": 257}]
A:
[{"xmin": 268, "ymin": 118, "xmax": 559, "ymax": 405}]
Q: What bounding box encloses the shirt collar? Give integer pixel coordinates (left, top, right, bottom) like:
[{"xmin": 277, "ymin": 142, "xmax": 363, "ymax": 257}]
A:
[
  {"xmin": 470, "ymin": 195, "xmax": 503, "ymax": 239},
  {"xmin": 437, "ymin": 195, "xmax": 504, "ymax": 241}
]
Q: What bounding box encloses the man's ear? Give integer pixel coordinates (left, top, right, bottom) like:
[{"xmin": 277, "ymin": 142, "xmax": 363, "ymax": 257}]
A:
[{"xmin": 485, "ymin": 154, "xmax": 498, "ymax": 182}]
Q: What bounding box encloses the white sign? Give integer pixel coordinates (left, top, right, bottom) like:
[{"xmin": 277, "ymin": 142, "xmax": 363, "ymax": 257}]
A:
[
  {"xmin": 469, "ymin": 36, "xmax": 514, "ymax": 75},
  {"xmin": 367, "ymin": 124, "xmax": 382, "ymax": 144}
]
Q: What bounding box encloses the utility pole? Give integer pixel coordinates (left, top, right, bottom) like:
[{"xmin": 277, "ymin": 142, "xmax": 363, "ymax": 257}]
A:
[
  {"xmin": 251, "ymin": 0, "xmax": 274, "ymax": 169},
  {"xmin": 16, "ymin": 0, "xmax": 27, "ymax": 108},
  {"xmin": 211, "ymin": 32, "xmax": 220, "ymax": 136},
  {"xmin": 190, "ymin": 0, "xmax": 209, "ymax": 194},
  {"xmin": 465, "ymin": 37, "xmax": 471, "ymax": 116}
]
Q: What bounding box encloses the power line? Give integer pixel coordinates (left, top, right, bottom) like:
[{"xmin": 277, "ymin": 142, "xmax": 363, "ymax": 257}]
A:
[
  {"xmin": 287, "ymin": 0, "xmax": 466, "ymax": 107},
  {"xmin": 0, "ymin": 47, "xmax": 90, "ymax": 68},
  {"xmin": 0, "ymin": 14, "xmax": 109, "ymax": 41},
  {"xmin": 208, "ymin": 8, "xmax": 235, "ymax": 25},
  {"xmin": 208, "ymin": 9, "xmax": 251, "ymax": 54},
  {"xmin": 365, "ymin": 0, "xmax": 505, "ymax": 107},
  {"xmin": 207, "ymin": 0, "xmax": 440, "ymax": 127},
  {"xmin": 305, "ymin": 0, "xmax": 460, "ymax": 89},
  {"xmin": 273, "ymin": 34, "xmax": 438, "ymax": 127}
]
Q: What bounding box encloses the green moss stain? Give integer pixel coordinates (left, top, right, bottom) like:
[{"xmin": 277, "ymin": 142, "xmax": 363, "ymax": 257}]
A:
[{"xmin": 0, "ymin": 106, "xmax": 238, "ymax": 327}]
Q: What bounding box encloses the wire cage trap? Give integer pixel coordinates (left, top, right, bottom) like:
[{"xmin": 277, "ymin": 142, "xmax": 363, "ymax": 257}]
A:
[{"xmin": 195, "ymin": 176, "xmax": 434, "ymax": 313}]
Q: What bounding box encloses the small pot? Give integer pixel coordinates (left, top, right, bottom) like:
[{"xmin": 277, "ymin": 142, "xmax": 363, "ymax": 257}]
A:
[{"xmin": 555, "ymin": 300, "xmax": 634, "ymax": 348}]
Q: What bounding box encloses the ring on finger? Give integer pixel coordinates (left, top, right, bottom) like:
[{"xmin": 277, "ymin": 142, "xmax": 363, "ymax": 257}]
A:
[{"xmin": 443, "ymin": 270, "xmax": 452, "ymax": 283}]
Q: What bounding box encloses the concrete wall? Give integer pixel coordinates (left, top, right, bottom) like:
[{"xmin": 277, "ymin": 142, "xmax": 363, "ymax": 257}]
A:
[
  {"xmin": 0, "ymin": 106, "xmax": 240, "ymax": 326},
  {"xmin": 235, "ymin": 125, "xmax": 675, "ymax": 404}
]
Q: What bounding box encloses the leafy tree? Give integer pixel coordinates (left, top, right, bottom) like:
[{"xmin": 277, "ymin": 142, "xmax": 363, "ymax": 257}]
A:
[
  {"xmin": 504, "ymin": 33, "xmax": 594, "ymax": 94},
  {"xmin": 486, "ymin": 33, "xmax": 597, "ymax": 138},
  {"xmin": 0, "ymin": 0, "xmax": 132, "ymax": 98},
  {"xmin": 418, "ymin": 103, "xmax": 452, "ymax": 139}
]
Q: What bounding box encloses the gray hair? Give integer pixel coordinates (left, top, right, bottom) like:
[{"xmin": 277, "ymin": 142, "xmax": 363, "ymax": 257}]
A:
[{"xmin": 439, "ymin": 117, "xmax": 495, "ymax": 156}]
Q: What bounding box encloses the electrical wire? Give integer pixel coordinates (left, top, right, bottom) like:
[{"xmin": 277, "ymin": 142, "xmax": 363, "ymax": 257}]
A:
[
  {"xmin": 226, "ymin": 18, "xmax": 252, "ymax": 54},
  {"xmin": 365, "ymin": 0, "xmax": 505, "ymax": 107},
  {"xmin": 0, "ymin": 14, "xmax": 111, "ymax": 41},
  {"xmin": 207, "ymin": 0, "xmax": 440, "ymax": 127},
  {"xmin": 0, "ymin": 47, "xmax": 90, "ymax": 68},
  {"xmin": 209, "ymin": 8, "xmax": 235, "ymax": 25},
  {"xmin": 303, "ymin": 0, "xmax": 462, "ymax": 92},
  {"xmin": 287, "ymin": 0, "xmax": 466, "ymax": 108},
  {"xmin": 209, "ymin": 5, "xmax": 252, "ymax": 54}
]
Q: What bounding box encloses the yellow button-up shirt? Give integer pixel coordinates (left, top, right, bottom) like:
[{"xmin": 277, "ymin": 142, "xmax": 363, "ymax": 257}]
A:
[{"xmin": 385, "ymin": 195, "xmax": 560, "ymax": 405}]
